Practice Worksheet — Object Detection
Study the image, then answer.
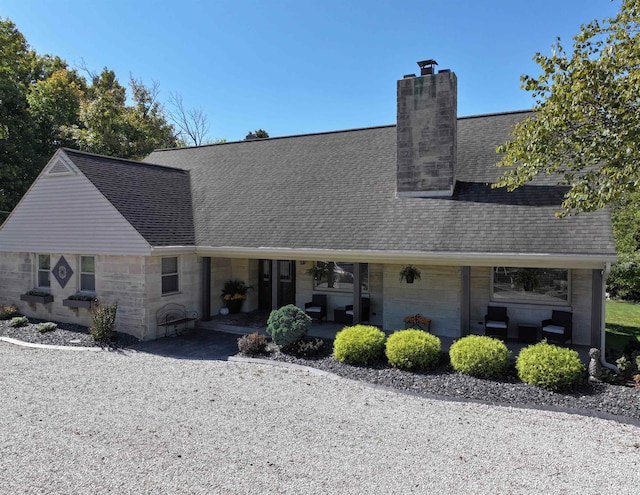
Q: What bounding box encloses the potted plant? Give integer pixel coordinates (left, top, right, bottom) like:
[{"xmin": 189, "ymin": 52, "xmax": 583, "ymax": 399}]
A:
[
  {"xmin": 63, "ymin": 293, "xmax": 95, "ymax": 309},
  {"xmin": 20, "ymin": 289, "xmax": 53, "ymax": 304},
  {"xmin": 306, "ymin": 264, "xmax": 328, "ymax": 281},
  {"xmin": 220, "ymin": 280, "xmax": 252, "ymax": 314},
  {"xmin": 399, "ymin": 265, "xmax": 421, "ymax": 284}
]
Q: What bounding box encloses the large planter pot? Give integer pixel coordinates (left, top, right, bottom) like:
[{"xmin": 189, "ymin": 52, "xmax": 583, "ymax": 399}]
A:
[
  {"xmin": 20, "ymin": 293, "xmax": 53, "ymax": 304},
  {"xmin": 63, "ymin": 298, "xmax": 93, "ymax": 309},
  {"xmin": 226, "ymin": 299, "xmax": 243, "ymax": 314}
]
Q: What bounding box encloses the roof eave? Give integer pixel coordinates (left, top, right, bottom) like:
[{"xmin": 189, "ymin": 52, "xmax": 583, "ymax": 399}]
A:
[{"xmin": 186, "ymin": 246, "xmax": 617, "ymax": 269}]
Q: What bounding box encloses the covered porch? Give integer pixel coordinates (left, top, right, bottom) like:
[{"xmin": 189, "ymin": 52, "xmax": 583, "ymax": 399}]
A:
[{"xmin": 197, "ymin": 310, "xmax": 592, "ymax": 363}]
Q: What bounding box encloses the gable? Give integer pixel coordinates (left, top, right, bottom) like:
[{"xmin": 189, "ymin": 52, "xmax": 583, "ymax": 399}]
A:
[
  {"xmin": 0, "ymin": 151, "xmax": 152, "ymax": 256},
  {"xmin": 65, "ymin": 149, "xmax": 195, "ymax": 247}
]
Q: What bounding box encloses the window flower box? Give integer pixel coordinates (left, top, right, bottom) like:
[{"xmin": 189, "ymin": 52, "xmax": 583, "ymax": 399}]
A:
[
  {"xmin": 20, "ymin": 292, "xmax": 54, "ymax": 304},
  {"xmin": 63, "ymin": 297, "xmax": 94, "ymax": 309}
]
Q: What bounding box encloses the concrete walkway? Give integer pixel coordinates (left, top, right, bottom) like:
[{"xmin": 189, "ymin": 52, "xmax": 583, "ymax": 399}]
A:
[{"xmin": 128, "ymin": 328, "xmax": 240, "ymax": 360}]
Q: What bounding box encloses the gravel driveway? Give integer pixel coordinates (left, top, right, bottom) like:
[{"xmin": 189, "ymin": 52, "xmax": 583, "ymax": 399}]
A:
[{"xmin": 1, "ymin": 342, "xmax": 638, "ymax": 494}]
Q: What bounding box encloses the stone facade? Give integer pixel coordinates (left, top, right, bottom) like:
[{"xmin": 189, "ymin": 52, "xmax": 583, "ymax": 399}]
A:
[
  {"xmin": 0, "ymin": 252, "xmax": 201, "ymax": 341},
  {"xmin": 396, "ymin": 70, "xmax": 457, "ymax": 197}
]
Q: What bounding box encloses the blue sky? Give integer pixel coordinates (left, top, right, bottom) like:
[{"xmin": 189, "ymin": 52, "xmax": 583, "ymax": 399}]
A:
[{"xmin": 1, "ymin": 0, "xmax": 622, "ymax": 142}]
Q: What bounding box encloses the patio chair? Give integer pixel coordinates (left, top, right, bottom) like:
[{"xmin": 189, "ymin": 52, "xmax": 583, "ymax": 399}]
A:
[
  {"xmin": 541, "ymin": 310, "xmax": 573, "ymax": 345},
  {"xmin": 304, "ymin": 294, "xmax": 327, "ymax": 323},
  {"xmin": 341, "ymin": 297, "xmax": 371, "ymax": 325},
  {"xmin": 485, "ymin": 306, "xmax": 509, "ymax": 340}
]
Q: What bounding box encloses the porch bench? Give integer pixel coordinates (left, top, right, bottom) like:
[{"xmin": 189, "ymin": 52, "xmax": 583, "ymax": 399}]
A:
[{"xmin": 156, "ymin": 303, "xmax": 198, "ymax": 337}]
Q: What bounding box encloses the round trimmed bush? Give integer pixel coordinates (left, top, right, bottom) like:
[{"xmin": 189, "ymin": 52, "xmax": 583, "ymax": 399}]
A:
[
  {"xmin": 385, "ymin": 329, "xmax": 441, "ymax": 370},
  {"xmin": 516, "ymin": 341, "xmax": 585, "ymax": 391},
  {"xmin": 333, "ymin": 325, "xmax": 386, "ymax": 365},
  {"xmin": 449, "ymin": 335, "xmax": 510, "ymax": 378},
  {"xmin": 8, "ymin": 316, "xmax": 29, "ymax": 328},
  {"xmin": 266, "ymin": 304, "xmax": 311, "ymax": 346}
]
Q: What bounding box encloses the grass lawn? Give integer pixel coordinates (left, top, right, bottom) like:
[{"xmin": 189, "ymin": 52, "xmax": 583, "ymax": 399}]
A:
[{"xmin": 605, "ymin": 300, "xmax": 640, "ymax": 355}]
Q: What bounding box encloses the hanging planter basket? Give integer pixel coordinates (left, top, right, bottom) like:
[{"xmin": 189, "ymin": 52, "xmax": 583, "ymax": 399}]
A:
[{"xmin": 399, "ymin": 265, "xmax": 422, "ymax": 284}]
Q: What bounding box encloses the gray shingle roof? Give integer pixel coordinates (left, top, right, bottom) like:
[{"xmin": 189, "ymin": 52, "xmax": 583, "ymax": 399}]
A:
[
  {"xmin": 143, "ymin": 111, "xmax": 615, "ymax": 257},
  {"xmin": 64, "ymin": 149, "xmax": 195, "ymax": 247}
]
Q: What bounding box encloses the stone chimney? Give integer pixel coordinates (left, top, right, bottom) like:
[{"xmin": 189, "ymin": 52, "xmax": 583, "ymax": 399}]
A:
[{"xmin": 396, "ymin": 60, "xmax": 457, "ymax": 197}]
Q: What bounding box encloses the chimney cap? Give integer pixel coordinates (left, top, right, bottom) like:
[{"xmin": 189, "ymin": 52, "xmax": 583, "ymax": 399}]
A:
[
  {"xmin": 417, "ymin": 59, "xmax": 438, "ymax": 76},
  {"xmin": 417, "ymin": 59, "xmax": 438, "ymax": 68}
]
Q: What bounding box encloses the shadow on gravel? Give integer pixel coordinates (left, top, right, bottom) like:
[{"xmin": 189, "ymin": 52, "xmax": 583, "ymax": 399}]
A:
[{"xmin": 127, "ymin": 329, "xmax": 240, "ymax": 361}]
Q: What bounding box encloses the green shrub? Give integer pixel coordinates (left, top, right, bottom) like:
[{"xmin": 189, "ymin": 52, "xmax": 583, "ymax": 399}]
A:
[
  {"xmin": 90, "ymin": 301, "xmax": 117, "ymax": 342},
  {"xmin": 607, "ymin": 253, "xmax": 640, "ymax": 301},
  {"xmin": 66, "ymin": 293, "xmax": 94, "ymax": 301},
  {"xmin": 449, "ymin": 335, "xmax": 511, "ymax": 378},
  {"xmin": 36, "ymin": 322, "xmax": 57, "ymax": 333},
  {"xmin": 283, "ymin": 337, "xmax": 326, "ymax": 357},
  {"xmin": 0, "ymin": 305, "xmax": 19, "ymax": 320},
  {"xmin": 237, "ymin": 332, "xmax": 268, "ymax": 356},
  {"xmin": 9, "ymin": 316, "xmax": 29, "ymax": 328},
  {"xmin": 516, "ymin": 341, "xmax": 585, "ymax": 391},
  {"xmin": 25, "ymin": 290, "xmax": 50, "ymax": 297},
  {"xmin": 385, "ymin": 329, "xmax": 441, "ymax": 370},
  {"xmin": 266, "ymin": 304, "xmax": 311, "ymax": 346},
  {"xmin": 333, "ymin": 325, "xmax": 386, "ymax": 365}
]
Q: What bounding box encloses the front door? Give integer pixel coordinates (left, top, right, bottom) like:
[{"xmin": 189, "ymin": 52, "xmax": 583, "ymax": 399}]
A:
[{"xmin": 258, "ymin": 260, "xmax": 296, "ymax": 310}]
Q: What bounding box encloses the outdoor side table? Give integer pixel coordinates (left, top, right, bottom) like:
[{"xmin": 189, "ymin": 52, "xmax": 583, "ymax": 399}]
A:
[
  {"xmin": 518, "ymin": 324, "xmax": 538, "ymax": 344},
  {"xmin": 334, "ymin": 308, "xmax": 348, "ymax": 324}
]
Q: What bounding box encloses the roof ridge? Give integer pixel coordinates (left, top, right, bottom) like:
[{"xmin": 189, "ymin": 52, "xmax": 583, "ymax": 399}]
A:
[
  {"xmin": 458, "ymin": 109, "xmax": 534, "ymax": 120},
  {"xmin": 62, "ymin": 148, "xmax": 189, "ymax": 173},
  {"xmin": 150, "ymin": 109, "xmax": 535, "ymax": 153},
  {"xmin": 151, "ymin": 124, "xmax": 396, "ymax": 153}
]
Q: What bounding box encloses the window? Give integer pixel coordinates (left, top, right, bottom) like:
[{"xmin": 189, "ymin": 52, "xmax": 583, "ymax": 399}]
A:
[
  {"xmin": 162, "ymin": 257, "xmax": 179, "ymax": 294},
  {"xmin": 37, "ymin": 254, "xmax": 50, "ymax": 288},
  {"xmin": 311, "ymin": 261, "xmax": 369, "ymax": 293},
  {"xmin": 80, "ymin": 256, "xmax": 95, "ymax": 292},
  {"xmin": 492, "ymin": 267, "xmax": 569, "ymax": 304}
]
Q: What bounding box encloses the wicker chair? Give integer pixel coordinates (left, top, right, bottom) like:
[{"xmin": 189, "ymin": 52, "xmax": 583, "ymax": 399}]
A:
[
  {"xmin": 541, "ymin": 310, "xmax": 573, "ymax": 345},
  {"xmin": 304, "ymin": 294, "xmax": 327, "ymax": 323},
  {"xmin": 485, "ymin": 306, "xmax": 509, "ymax": 340},
  {"xmin": 341, "ymin": 297, "xmax": 371, "ymax": 325}
]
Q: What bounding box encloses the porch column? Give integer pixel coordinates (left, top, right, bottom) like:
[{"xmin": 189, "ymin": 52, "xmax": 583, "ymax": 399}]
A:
[
  {"xmin": 353, "ymin": 263, "xmax": 362, "ymax": 323},
  {"xmin": 271, "ymin": 260, "xmax": 280, "ymax": 310},
  {"xmin": 591, "ymin": 268, "xmax": 603, "ymax": 348},
  {"xmin": 201, "ymin": 257, "xmax": 211, "ymax": 321},
  {"xmin": 461, "ymin": 266, "xmax": 470, "ymax": 336}
]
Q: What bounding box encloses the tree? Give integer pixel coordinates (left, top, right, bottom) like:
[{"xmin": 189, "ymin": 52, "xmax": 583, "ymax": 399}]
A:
[
  {"xmin": 167, "ymin": 92, "xmax": 210, "ymax": 146},
  {"xmin": 0, "ymin": 18, "xmax": 43, "ymax": 217},
  {"xmin": 245, "ymin": 129, "xmax": 269, "ymax": 140},
  {"xmin": 62, "ymin": 69, "xmax": 177, "ymax": 158},
  {"xmin": 0, "ymin": 18, "xmax": 181, "ymax": 220},
  {"xmin": 495, "ymin": 0, "xmax": 640, "ymax": 216}
]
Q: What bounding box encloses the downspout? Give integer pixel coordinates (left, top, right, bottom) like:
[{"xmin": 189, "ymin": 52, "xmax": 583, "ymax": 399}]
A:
[{"xmin": 600, "ymin": 262, "xmax": 618, "ymax": 372}]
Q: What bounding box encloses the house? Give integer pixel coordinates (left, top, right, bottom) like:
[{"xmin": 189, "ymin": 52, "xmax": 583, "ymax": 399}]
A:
[{"xmin": 0, "ymin": 61, "xmax": 617, "ymax": 347}]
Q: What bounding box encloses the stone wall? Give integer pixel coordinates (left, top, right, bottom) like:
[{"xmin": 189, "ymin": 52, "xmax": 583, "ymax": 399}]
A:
[{"xmin": 145, "ymin": 254, "xmax": 201, "ymax": 340}]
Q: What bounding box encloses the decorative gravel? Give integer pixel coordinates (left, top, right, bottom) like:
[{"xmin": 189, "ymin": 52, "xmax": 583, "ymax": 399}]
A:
[
  {"xmin": 257, "ymin": 342, "xmax": 640, "ymax": 424},
  {"xmin": 0, "ymin": 318, "xmax": 139, "ymax": 348},
  {"xmin": 1, "ymin": 341, "xmax": 639, "ymax": 494}
]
